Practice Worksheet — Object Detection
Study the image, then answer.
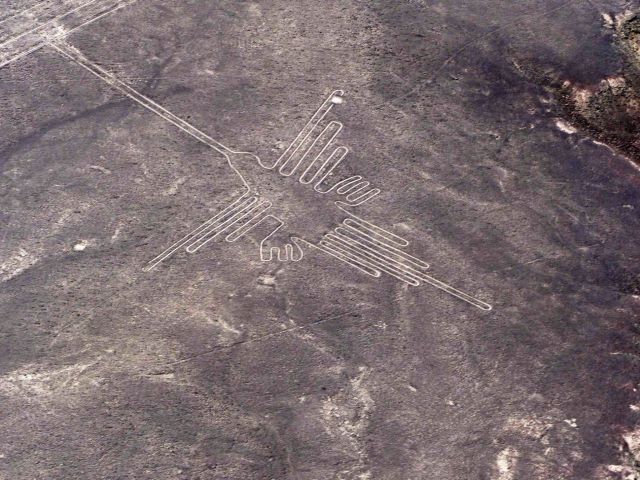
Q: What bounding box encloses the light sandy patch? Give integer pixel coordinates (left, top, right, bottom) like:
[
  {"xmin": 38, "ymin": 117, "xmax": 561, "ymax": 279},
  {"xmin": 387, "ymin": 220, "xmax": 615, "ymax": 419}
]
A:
[
  {"xmin": 0, "ymin": 248, "xmax": 38, "ymax": 281},
  {"xmin": 495, "ymin": 447, "xmax": 519, "ymax": 480}
]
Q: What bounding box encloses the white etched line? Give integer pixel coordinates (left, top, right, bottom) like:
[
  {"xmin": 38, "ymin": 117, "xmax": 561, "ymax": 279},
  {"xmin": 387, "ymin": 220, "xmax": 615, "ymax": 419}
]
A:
[
  {"xmin": 331, "ymin": 229, "xmax": 430, "ymax": 274},
  {"xmin": 414, "ymin": 272, "xmax": 492, "ymax": 311},
  {"xmin": 342, "ymin": 216, "xmax": 409, "ymax": 248},
  {"xmin": 324, "ymin": 234, "xmax": 421, "ymax": 285},
  {"xmin": 0, "ymin": 0, "xmax": 99, "ymax": 48},
  {"xmin": 49, "ymin": 41, "xmax": 235, "ymax": 159},
  {"xmin": 312, "ymin": 241, "xmax": 381, "ymax": 278},
  {"xmin": 284, "ymin": 91, "xmax": 380, "ymax": 206},
  {"xmin": 184, "ymin": 197, "xmax": 259, "ymax": 252},
  {"xmin": 325, "ymin": 234, "xmax": 492, "ymax": 311},
  {"xmin": 416, "ymin": 270, "xmax": 493, "ymax": 310},
  {"xmin": 336, "ymin": 225, "xmax": 429, "ymax": 269},
  {"xmin": 299, "ymin": 145, "xmax": 343, "ymax": 185},
  {"xmin": 322, "ymin": 239, "xmax": 420, "ymax": 286},
  {"xmin": 258, "ymin": 220, "xmax": 303, "ymax": 262},
  {"xmin": 53, "ymin": 0, "xmax": 135, "ymax": 36},
  {"xmin": 144, "ymin": 195, "xmax": 252, "ymax": 270},
  {"xmin": 0, "ymin": 1, "xmax": 135, "ymax": 69},
  {"xmin": 142, "ymin": 194, "xmax": 250, "ymax": 271},
  {"xmin": 323, "ymin": 235, "xmax": 428, "ymax": 286},
  {"xmin": 274, "ymin": 90, "xmax": 342, "ymax": 170},
  {"xmin": 298, "ymin": 122, "xmax": 343, "ymax": 183},
  {"xmin": 334, "ymin": 176, "xmax": 363, "ymax": 194},
  {"xmin": 0, "ymin": 0, "xmax": 63, "ymax": 36},
  {"xmin": 327, "ymin": 232, "xmax": 419, "ymax": 274},
  {"xmin": 347, "ymin": 188, "xmax": 380, "ymax": 205},
  {"xmin": 333, "ymin": 230, "xmax": 491, "ymax": 310},
  {"xmin": 331, "ymin": 176, "xmax": 380, "ymax": 205},
  {"xmin": 184, "ymin": 197, "xmax": 259, "ymax": 253},
  {"xmin": 317, "ymin": 241, "xmax": 380, "ymax": 276},
  {"xmin": 312, "ymin": 146, "xmax": 348, "ymax": 189},
  {"xmin": 341, "ymin": 180, "xmax": 369, "ymax": 196},
  {"xmin": 0, "ymin": 0, "xmax": 89, "ymax": 43},
  {"xmin": 225, "ymin": 202, "xmax": 272, "ymax": 242},
  {"xmin": 48, "ymin": 43, "xmax": 268, "ymax": 270},
  {"xmin": 0, "ymin": 41, "xmax": 44, "ymax": 68},
  {"xmin": 273, "ymin": 89, "xmax": 344, "ymax": 170},
  {"xmin": 0, "ymin": 0, "xmax": 77, "ymax": 32},
  {"xmin": 278, "ymin": 238, "xmax": 303, "ymax": 262},
  {"xmin": 186, "ymin": 197, "xmax": 266, "ymax": 252},
  {"xmin": 259, "ymin": 218, "xmax": 285, "ymax": 261},
  {"xmin": 320, "ymin": 237, "xmax": 418, "ymax": 285},
  {"xmin": 135, "ymin": 83, "xmax": 492, "ymax": 310},
  {"xmin": 0, "ymin": 2, "xmax": 46, "ymax": 26},
  {"xmin": 287, "ymin": 120, "xmax": 342, "ymax": 177},
  {"xmin": 283, "ymin": 120, "xmax": 342, "ymax": 178},
  {"xmin": 287, "ymin": 237, "xmax": 304, "ymax": 261}
]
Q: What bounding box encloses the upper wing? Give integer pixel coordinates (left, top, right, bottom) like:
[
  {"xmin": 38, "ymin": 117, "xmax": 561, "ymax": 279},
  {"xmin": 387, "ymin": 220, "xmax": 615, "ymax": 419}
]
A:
[{"xmin": 268, "ymin": 89, "xmax": 381, "ymax": 206}]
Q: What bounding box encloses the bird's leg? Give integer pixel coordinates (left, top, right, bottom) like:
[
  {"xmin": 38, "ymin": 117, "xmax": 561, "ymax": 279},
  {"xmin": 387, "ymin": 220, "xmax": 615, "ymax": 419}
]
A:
[{"xmin": 259, "ymin": 218, "xmax": 304, "ymax": 262}]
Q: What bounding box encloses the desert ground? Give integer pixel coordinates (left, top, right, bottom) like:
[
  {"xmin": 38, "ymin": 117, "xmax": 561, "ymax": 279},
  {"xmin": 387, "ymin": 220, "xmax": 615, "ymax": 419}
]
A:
[{"xmin": 1, "ymin": 1, "xmax": 640, "ymax": 479}]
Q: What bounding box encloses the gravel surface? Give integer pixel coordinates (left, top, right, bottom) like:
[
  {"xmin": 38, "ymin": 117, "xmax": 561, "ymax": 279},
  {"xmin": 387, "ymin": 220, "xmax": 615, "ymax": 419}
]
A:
[{"xmin": 1, "ymin": 1, "xmax": 640, "ymax": 479}]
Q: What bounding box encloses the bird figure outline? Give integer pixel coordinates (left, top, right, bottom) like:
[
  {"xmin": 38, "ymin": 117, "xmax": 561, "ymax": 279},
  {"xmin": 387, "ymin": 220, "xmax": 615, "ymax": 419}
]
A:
[
  {"xmin": 142, "ymin": 90, "xmax": 492, "ymax": 311},
  {"xmin": 0, "ymin": 2, "xmax": 492, "ymax": 310}
]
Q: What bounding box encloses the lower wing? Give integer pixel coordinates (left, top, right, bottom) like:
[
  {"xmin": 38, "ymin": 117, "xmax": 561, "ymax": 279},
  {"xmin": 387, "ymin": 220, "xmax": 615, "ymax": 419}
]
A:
[
  {"xmin": 143, "ymin": 191, "xmax": 272, "ymax": 271},
  {"xmin": 314, "ymin": 211, "xmax": 492, "ymax": 311}
]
